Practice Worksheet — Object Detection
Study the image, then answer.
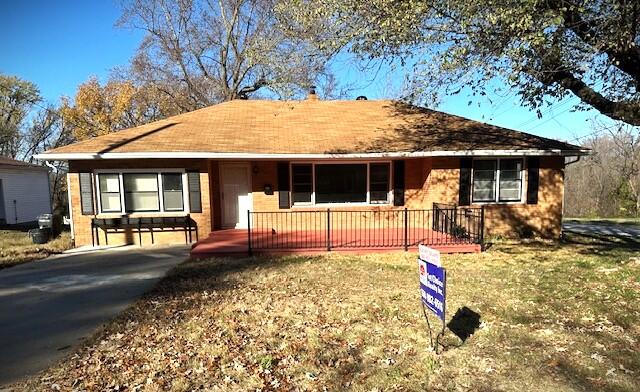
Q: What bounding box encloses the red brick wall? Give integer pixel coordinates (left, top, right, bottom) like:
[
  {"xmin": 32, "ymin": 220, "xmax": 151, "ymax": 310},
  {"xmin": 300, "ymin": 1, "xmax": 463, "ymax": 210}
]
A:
[
  {"xmin": 246, "ymin": 157, "xmax": 565, "ymax": 238},
  {"xmin": 479, "ymin": 156, "xmax": 565, "ymax": 238},
  {"xmin": 68, "ymin": 156, "xmax": 565, "ymax": 246},
  {"xmin": 68, "ymin": 159, "xmax": 212, "ymax": 246}
]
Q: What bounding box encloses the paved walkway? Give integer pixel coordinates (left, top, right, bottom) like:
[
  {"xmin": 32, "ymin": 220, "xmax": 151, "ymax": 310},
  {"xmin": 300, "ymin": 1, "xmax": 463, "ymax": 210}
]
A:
[
  {"xmin": 563, "ymin": 220, "xmax": 640, "ymax": 241},
  {"xmin": 0, "ymin": 245, "xmax": 189, "ymax": 386}
]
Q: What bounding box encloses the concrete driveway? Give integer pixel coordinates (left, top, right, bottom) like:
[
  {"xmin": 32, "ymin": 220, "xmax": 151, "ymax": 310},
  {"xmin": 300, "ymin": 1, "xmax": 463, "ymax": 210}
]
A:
[
  {"xmin": 0, "ymin": 245, "xmax": 189, "ymax": 386},
  {"xmin": 563, "ymin": 220, "xmax": 640, "ymax": 241}
]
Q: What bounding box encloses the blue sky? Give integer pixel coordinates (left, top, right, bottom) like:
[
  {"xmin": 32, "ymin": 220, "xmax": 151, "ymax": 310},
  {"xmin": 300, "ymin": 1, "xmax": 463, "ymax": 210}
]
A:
[
  {"xmin": 1, "ymin": 1, "xmax": 608, "ymax": 144},
  {"xmin": 0, "ymin": 1, "xmax": 142, "ymax": 101}
]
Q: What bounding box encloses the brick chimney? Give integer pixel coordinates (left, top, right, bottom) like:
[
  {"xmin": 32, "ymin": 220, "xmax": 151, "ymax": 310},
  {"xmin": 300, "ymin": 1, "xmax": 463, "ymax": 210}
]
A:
[{"xmin": 307, "ymin": 85, "xmax": 319, "ymax": 101}]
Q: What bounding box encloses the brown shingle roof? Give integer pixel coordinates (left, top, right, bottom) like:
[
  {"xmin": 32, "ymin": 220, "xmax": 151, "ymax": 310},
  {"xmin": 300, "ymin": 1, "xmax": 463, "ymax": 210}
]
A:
[
  {"xmin": 0, "ymin": 156, "xmax": 49, "ymax": 171},
  {"xmin": 40, "ymin": 99, "xmax": 585, "ymax": 157}
]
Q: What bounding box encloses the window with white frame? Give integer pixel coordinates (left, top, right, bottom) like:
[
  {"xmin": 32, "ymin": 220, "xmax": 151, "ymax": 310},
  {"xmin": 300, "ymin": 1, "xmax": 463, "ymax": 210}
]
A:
[
  {"xmin": 472, "ymin": 158, "xmax": 523, "ymax": 203},
  {"xmin": 291, "ymin": 162, "xmax": 391, "ymax": 205},
  {"xmin": 498, "ymin": 159, "xmax": 523, "ymax": 201},
  {"xmin": 162, "ymin": 173, "xmax": 184, "ymax": 211},
  {"xmin": 98, "ymin": 174, "xmax": 121, "ymax": 212},
  {"xmin": 96, "ymin": 171, "xmax": 187, "ymax": 214},
  {"xmin": 124, "ymin": 173, "xmax": 160, "ymax": 212}
]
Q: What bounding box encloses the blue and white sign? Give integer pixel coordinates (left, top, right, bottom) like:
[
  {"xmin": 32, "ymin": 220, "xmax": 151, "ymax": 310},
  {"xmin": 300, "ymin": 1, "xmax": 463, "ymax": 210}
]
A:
[{"xmin": 418, "ymin": 245, "xmax": 446, "ymax": 321}]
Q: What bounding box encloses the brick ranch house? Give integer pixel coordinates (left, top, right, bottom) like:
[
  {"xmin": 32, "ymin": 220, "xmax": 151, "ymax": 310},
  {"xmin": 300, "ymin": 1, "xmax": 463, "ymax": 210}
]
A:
[{"xmin": 36, "ymin": 94, "xmax": 587, "ymax": 254}]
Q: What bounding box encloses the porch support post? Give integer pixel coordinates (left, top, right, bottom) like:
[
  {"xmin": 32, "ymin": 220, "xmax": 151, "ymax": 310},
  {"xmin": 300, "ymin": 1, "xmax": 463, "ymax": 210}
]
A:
[{"xmin": 247, "ymin": 209, "xmax": 252, "ymax": 256}]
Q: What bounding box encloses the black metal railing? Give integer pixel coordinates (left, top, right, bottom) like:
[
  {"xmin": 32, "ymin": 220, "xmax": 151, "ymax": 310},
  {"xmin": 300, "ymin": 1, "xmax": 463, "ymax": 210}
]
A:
[
  {"xmin": 433, "ymin": 203, "xmax": 484, "ymax": 244},
  {"xmin": 247, "ymin": 206, "xmax": 484, "ymax": 253}
]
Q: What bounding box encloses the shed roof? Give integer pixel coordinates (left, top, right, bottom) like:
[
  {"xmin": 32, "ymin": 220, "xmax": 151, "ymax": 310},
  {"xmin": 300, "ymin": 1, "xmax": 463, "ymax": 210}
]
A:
[{"xmin": 0, "ymin": 156, "xmax": 49, "ymax": 171}]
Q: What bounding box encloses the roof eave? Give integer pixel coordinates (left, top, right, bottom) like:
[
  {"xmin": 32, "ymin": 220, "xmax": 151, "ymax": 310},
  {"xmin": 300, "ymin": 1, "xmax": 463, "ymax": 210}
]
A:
[{"xmin": 34, "ymin": 149, "xmax": 591, "ymax": 161}]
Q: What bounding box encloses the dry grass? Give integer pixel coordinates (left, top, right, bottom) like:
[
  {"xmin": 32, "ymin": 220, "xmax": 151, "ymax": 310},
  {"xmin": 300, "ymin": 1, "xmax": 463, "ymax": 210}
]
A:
[
  {"xmin": 13, "ymin": 238, "xmax": 640, "ymax": 391},
  {"xmin": 0, "ymin": 230, "xmax": 73, "ymax": 269}
]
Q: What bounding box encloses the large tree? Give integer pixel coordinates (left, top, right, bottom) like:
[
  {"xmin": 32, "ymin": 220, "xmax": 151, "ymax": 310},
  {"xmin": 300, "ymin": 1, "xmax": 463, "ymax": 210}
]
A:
[
  {"xmin": 565, "ymin": 122, "xmax": 640, "ymax": 217},
  {"xmin": 60, "ymin": 76, "xmax": 187, "ymax": 140},
  {"xmin": 118, "ymin": 0, "xmax": 333, "ymax": 107},
  {"xmin": 0, "ymin": 74, "xmax": 73, "ymax": 212},
  {"xmin": 0, "ymin": 75, "xmax": 41, "ymax": 158},
  {"xmin": 283, "ymin": 0, "xmax": 640, "ymax": 125}
]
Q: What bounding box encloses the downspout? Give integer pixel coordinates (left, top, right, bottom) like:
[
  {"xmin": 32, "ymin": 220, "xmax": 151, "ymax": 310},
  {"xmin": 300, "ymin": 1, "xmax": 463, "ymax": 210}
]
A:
[
  {"xmin": 66, "ymin": 172, "xmax": 74, "ymax": 241},
  {"xmin": 44, "ymin": 161, "xmax": 55, "ymax": 214},
  {"xmin": 44, "ymin": 160, "xmax": 57, "ymax": 172}
]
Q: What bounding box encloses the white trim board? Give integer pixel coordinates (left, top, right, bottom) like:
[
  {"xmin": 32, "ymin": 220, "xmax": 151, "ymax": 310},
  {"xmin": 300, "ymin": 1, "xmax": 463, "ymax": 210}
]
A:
[{"xmin": 35, "ymin": 149, "xmax": 590, "ymax": 161}]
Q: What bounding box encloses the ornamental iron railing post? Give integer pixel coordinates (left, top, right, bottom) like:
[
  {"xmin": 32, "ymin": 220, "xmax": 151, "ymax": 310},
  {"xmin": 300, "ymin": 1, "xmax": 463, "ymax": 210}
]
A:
[
  {"xmin": 403, "ymin": 207, "xmax": 408, "ymax": 251},
  {"xmin": 479, "ymin": 205, "xmax": 485, "ymax": 248},
  {"xmin": 247, "ymin": 210, "xmax": 252, "ymax": 256},
  {"xmin": 326, "ymin": 208, "xmax": 332, "ymax": 251}
]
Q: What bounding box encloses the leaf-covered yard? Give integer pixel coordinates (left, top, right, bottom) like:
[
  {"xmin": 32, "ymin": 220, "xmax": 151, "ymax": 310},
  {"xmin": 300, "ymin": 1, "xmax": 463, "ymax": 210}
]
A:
[
  {"xmin": 0, "ymin": 230, "xmax": 72, "ymax": 269},
  {"xmin": 15, "ymin": 238, "xmax": 640, "ymax": 391}
]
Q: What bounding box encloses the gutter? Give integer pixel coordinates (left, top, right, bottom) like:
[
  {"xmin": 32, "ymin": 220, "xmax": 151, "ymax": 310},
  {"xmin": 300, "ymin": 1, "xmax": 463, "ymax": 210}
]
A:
[
  {"xmin": 34, "ymin": 149, "xmax": 592, "ymax": 161},
  {"xmin": 565, "ymin": 156, "xmax": 581, "ymax": 166}
]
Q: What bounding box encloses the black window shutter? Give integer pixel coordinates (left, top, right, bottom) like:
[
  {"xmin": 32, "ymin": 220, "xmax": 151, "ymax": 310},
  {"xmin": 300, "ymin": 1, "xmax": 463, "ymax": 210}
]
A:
[
  {"xmin": 527, "ymin": 157, "xmax": 540, "ymax": 204},
  {"xmin": 393, "ymin": 160, "xmax": 405, "ymax": 206},
  {"xmin": 459, "ymin": 158, "xmax": 472, "ymax": 206},
  {"xmin": 277, "ymin": 162, "xmax": 290, "ymax": 209},
  {"xmin": 187, "ymin": 172, "xmax": 202, "ymax": 213},
  {"xmin": 79, "ymin": 172, "xmax": 94, "ymax": 215}
]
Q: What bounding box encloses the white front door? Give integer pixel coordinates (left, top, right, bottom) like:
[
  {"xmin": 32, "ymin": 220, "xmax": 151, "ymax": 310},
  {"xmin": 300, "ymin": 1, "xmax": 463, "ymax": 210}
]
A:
[{"xmin": 220, "ymin": 164, "xmax": 252, "ymax": 228}]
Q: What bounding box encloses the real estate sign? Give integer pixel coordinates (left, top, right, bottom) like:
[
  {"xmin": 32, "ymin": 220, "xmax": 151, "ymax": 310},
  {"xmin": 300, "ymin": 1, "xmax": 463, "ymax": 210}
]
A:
[{"xmin": 418, "ymin": 245, "xmax": 446, "ymax": 322}]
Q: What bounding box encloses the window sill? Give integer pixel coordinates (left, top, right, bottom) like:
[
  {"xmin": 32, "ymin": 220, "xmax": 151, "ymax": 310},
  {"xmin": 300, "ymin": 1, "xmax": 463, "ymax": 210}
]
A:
[
  {"xmin": 291, "ymin": 202, "xmax": 393, "ymax": 209},
  {"xmin": 471, "ymin": 200, "xmax": 525, "ymax": 206}
]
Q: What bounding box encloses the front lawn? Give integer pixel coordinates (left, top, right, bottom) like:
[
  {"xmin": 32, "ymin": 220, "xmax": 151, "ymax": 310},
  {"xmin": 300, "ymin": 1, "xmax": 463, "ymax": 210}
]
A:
[
  {"xmin": 15, "ymin": 238, "xmax": 640, "ymax": 391},
  {"xmin": 0, "ymin": 230, "xmax": 73, "ymax": 269}
]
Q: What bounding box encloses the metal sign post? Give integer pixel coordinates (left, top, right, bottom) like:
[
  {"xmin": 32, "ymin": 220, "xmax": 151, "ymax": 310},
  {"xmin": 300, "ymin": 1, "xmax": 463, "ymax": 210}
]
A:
[{"xmin": 418, "ymin": 245, "xmax": 446, "ymax": 353}]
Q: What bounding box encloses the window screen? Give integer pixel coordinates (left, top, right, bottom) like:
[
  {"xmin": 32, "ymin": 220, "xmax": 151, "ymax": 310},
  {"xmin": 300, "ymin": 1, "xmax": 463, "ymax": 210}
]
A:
[
  {"xmin": 370, "ymin": 163, "xmax": 390, "ymax": 203},
  {"xmin": 292, "ymin": 164, "xmax": 312, "ymax": 203},
  {"xmin": 472, "ymin": 160, "xmax": 497, "ymax": 202},
  {"xmin": 162, "ymin": 173, "xmax": 184, "ymax": 211},
  {"xmin": 98, "ymin": 174, "xmax": 121, "ymax": 212},
  {"xmin": 123, "ymin": 173, "xmax": 159, "ymax": 212},
  {"xmin": 315, "ymin": 164, "xmax": 367, "ymax": 203},
  {"xmin": 499, "ymin": 159, "xmax": 522, "ymax": 201}
]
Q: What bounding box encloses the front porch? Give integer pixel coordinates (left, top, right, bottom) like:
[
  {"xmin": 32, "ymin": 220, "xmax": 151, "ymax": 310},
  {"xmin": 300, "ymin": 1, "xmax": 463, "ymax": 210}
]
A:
[{"xmin": 191, "ymin": 206, "xmax": 484, "ymax": 257}]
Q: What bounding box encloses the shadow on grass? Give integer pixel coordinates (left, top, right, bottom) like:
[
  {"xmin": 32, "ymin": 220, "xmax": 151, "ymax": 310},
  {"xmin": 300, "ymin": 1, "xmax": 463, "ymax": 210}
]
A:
[
  {"xmin": 562, "ymin": 231, "xmax": 640, "ymax": 254},
  {"xmin": 434, "ymin": 306, "xmax": 482, "ymax": 353},
  {"xmin": 148, "ymin": 254, "xmax": 316, "ymax": 303},
  {"xmin": 447, "ymin": 306, "xmax": 481, "ymax": 343},
  {"xmin": 564, "ymin": 218, "xmax": 640, "ymax": 227},
  {"xmin": 484, "ymin": 231, "xmax": 639, "ymax": 260}
]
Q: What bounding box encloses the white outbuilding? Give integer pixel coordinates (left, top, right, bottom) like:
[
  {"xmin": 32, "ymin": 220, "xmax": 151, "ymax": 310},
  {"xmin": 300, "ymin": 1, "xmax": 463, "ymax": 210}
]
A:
[{"xmin": 0, "ymin": 157, "xmax": 51, "ymax": 225}]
